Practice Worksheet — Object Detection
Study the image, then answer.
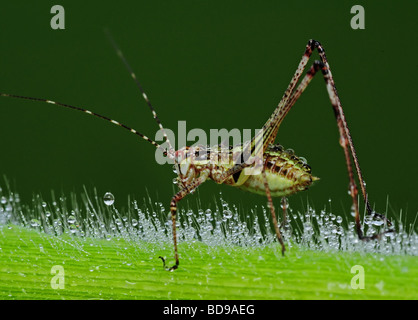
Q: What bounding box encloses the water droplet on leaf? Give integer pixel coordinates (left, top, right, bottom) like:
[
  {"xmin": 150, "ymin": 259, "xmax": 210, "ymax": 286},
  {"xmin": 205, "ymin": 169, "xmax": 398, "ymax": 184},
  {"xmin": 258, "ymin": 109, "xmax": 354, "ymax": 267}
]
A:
[
  {"xmin": 104, "ymin": 192, "xmax": 115, "ymax": 206},
  {"xmin": 30, "ymin": 219, "xmax": 41, "ymax": 227}
]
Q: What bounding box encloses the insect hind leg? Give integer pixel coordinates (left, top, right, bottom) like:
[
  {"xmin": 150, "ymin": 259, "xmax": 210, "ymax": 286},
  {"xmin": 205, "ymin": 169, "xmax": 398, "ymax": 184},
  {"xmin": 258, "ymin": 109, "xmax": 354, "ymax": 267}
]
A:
[{"xmin": 281, "ymin": 42, "xmax": 393, "ymax": 240}]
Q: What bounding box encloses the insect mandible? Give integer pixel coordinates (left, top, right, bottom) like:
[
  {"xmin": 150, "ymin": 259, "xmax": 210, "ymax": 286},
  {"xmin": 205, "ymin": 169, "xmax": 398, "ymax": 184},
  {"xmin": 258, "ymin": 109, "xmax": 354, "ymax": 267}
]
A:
[{"xmin": 1, "ymin": 34, "xmax": 393, "ymax": 271}]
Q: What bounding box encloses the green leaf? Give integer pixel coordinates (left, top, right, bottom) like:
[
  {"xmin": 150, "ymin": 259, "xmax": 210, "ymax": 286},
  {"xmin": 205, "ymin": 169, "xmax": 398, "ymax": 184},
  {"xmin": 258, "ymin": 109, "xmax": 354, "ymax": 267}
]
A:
[{"xmin": 1, "ymin": 225, "xmax": 416, "ymax": 300}]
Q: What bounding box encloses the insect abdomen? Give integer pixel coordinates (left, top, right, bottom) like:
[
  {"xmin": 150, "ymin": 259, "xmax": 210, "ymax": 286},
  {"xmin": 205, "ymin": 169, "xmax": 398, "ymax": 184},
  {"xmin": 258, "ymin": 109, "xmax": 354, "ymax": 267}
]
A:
[{"xmin": 238, "ymin": 145, "xmax": 318, "ymax": 197}]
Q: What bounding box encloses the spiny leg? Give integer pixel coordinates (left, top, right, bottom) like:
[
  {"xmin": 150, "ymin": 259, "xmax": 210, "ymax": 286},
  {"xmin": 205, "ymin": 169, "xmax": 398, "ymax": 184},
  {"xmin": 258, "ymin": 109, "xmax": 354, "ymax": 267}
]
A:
[
  {"xmin": 285, "ymin": 61, "xmax": 322, "ymax": 112},
  {"xmin": 219, "ymin": 41, "xmax": 321, "ymax": 182},
  {"xmin": 222, "ymin": 40, "xmax": 392, "ymax": 240},
  {"xmin": 315, "ymin": 61, "xmax": 393, "ymax": 239},
  {"xmin": 304, "ymin": 42, "xmax": 382, "ymax": 219},
  {"xmin": 274, "ymin": 48, "xmax": 392, "ymax": 239},
  {"xmin": 280, "ymin": 197, "xmax": 289, "ymax": 229},
  {"xmin": 261, "ymin": 168, "xmax": 285, "ymax": 255},
  {"xmin": 222, "ymin": 42, "xmax": 359, "ymax": 178},
  {"xmin": 159, "ymin": 170, "xmax": 210, "ymax": 271},
  {"xmin": 159, "ymin": 195, "xmax": 182, "ymax": 271}
]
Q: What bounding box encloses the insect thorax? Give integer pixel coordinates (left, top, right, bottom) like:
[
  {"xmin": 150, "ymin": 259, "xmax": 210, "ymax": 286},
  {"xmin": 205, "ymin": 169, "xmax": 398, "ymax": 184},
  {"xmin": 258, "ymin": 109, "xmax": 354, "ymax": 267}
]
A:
[{"xmin": 173, "ymin": 144, "xmax": 318, "ymax": 197}]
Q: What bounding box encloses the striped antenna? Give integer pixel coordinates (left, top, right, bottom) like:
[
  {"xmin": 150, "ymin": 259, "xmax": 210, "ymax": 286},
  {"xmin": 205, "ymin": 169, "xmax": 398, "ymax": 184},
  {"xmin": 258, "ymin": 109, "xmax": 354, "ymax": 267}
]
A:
[
  {"xmin": 0, "ymin": 92, "xmax": 171, "ymax": 156},
  {"xmin": 104, "ymin": 29, "xmax": 175, "ymax": 157}
]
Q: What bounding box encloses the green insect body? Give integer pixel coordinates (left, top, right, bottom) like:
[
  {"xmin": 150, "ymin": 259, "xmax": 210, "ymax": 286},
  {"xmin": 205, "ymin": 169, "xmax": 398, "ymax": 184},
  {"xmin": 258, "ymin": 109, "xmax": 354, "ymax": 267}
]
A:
[
  {"xmin": 174, "ymin": 144, "xmax": 317, "ymax": 198},
  {"xmin": 1, "ymin": 38, "xmax": 393, "ymax": 272}
]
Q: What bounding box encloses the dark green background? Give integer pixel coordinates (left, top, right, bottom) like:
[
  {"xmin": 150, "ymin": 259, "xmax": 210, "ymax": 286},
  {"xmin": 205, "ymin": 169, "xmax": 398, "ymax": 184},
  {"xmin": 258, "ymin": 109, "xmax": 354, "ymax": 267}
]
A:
[{"xmin": 0, "ymin": 1, "xmax": 417, "ymax": 225}]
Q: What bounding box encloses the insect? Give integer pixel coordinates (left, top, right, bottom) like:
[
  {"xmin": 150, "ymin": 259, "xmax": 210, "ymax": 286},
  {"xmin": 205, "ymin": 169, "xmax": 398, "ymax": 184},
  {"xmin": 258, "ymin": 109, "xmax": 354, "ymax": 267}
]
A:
[{"xmin": 1, "ymin": 36, "xmax": 393, "ymax": 271}]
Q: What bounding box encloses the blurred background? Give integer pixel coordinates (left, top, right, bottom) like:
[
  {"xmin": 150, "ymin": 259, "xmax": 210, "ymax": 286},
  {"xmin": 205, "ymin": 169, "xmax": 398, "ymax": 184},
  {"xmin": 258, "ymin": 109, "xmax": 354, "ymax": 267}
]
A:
[{"xmin": 0, "ymin": 1, "xmax": 417, "ymax": 226}]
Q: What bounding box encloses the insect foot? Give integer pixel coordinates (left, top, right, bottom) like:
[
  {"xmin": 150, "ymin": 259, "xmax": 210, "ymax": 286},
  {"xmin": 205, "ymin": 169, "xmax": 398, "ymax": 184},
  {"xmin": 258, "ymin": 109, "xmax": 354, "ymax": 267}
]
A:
[
  {"xmin": 371, "ymin": 211, "xmax": 393, "ymax": 227},
  {"xmin": 358, "ymin": 211, "xmax": 394, "ymax": 241},
  {"xmin": 159, "ymin": 256, "xmax": 179, "ymax": 272}
]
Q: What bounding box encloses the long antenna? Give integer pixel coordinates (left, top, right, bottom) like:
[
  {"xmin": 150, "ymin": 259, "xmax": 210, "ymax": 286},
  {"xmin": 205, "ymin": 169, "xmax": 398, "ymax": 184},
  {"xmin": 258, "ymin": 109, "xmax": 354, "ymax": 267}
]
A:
[
  {"xmin": 0, "ymin": 92, "xmax": 169, "ymax": 154},
  {"xmin": 104, "ymin": 28, "xmax": 175, "ymax": 157}
]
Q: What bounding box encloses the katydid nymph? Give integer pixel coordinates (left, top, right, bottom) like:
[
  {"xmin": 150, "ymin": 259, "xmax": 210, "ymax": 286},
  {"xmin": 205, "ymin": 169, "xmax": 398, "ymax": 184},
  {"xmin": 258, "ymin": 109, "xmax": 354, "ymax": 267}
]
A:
[{"xmin": 1, "ymin": 36, "xmax": 393, "ymax": 271}]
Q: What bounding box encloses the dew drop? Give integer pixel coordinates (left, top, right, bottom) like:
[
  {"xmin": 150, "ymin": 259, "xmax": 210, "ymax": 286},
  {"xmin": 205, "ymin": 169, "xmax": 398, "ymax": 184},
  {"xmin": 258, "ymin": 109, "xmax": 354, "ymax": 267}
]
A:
[
  {"xmin": 30, "ymin": 219, "xmax": 41, "ymax": 227},
  {"xmin": 67, "ymin": 215, "xmax": 76, "ymax": 224},
  {"xmin": 365, "ymin": 215, "xmax": 373, "ymax": 225},
  {"xmin": 104, "ymin": 192, "xmax": 115, "ymax": 206},
  {"xmin": 69, "ymin": 224, "xmax": 77, "ymax": 234},
  {"xmin": 223, "ymin": 210, "xmax": 233, "ymax": 219},
  {"xmin": 299, "ymin": 157, "xmax": 307, "ymax": 164},
  {"xmin": 350, "ymin": 205, "xmax": 356, "ymax": 217},
  {"xmin": 280, "ymin": 198, "xmax": 288, "ymax": 209},
  {"xmin": 372, "ymin": 220, "xmax": 384, "ymax": 226},
  {"xmin": 285, "ymin": 148, "xmax": 294, "ymax": 156}
]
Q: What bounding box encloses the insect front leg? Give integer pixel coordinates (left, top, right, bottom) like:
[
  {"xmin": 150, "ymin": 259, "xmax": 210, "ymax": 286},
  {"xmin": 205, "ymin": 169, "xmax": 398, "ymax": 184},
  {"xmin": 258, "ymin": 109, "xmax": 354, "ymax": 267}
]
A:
[{"xmin": 159, "ymin": 170, "xmax": 210, "ymax": 271}]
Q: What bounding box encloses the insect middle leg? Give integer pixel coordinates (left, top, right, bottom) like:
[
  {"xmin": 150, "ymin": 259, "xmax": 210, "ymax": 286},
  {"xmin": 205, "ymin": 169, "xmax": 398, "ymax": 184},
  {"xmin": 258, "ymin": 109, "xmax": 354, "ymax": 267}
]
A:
[
  {"xmin": 280, "ymin": 197, "xmax": 289, "ymax": 229},
  {"xmin": 261, "ymin": 168, "xmax": 286, "ymax": 255}
]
